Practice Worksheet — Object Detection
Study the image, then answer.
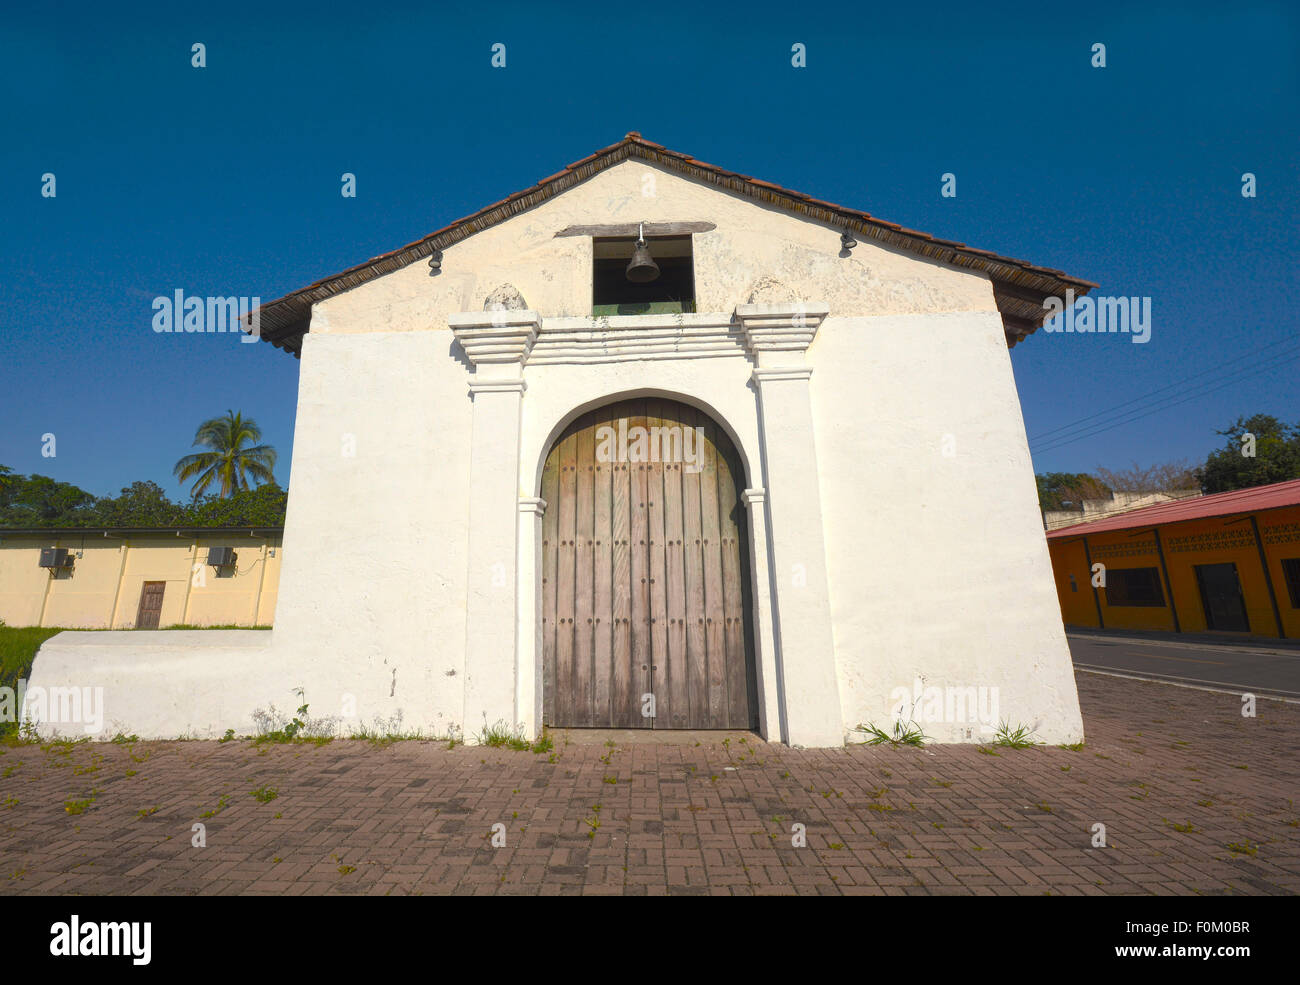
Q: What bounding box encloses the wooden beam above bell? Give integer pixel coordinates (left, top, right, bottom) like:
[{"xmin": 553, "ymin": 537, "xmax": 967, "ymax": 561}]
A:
[{"xmin": 554, "ymin": 221, "xmax": 716, "ymax": 237}]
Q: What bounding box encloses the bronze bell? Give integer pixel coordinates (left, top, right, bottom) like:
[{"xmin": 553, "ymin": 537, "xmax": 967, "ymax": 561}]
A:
[{"xmin": 625, "ymin": 224, "xmax": 660, "ymax": 282}]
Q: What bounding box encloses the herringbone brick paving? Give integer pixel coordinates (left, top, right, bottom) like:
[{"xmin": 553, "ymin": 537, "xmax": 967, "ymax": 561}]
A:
[{"xmin": 1, "ymin": 673, "xmax": 1296, "ymax": 895}]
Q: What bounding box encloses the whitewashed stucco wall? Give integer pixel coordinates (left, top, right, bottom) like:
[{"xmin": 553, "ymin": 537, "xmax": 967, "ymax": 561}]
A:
[
  {"xmin": 811, "ymin": 311, "xmax": 1083, "ymax": 742},
  {"xmin": 267, "ymin": 328, "xmax": 475, "ymax": 736},
  {"xmin": 311, "ymin": 160, "xmax": 995, "ymax": 334},
  {"xmin": 26, "ymin": 156, "xmax": 1082, "ymax": 745}
]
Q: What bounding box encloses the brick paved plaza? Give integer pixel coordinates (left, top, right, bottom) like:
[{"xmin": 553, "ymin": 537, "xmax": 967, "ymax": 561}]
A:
[{"xmin": 1, "ymin": 672, "xmax": 1297, "ymax": 895}]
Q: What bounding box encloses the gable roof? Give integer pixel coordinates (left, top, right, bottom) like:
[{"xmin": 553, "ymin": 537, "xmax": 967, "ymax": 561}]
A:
[
  {"xmin": 252, "ymin": 132, "xmax": 1097, "ymax": 358},
  {"xmin": 1046, "ymin": 478, "xmax": 1300, "ymax": 539}
]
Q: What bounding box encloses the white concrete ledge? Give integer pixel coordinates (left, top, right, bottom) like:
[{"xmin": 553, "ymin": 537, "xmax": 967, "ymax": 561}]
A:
[{"xmin": 25, "ymin": 630, "xmax": 292, "ymax": 740}]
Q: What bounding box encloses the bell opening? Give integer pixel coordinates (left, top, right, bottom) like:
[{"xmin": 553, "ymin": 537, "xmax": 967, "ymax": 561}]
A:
[{"xmin": 592, "ymin": 235, "xmax": 696, "ymax": 316}]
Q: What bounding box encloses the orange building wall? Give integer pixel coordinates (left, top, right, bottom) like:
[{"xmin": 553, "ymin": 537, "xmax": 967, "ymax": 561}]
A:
[
  {"xmin": 1047, "ymin": 505, "xmax": 1300, "ymax": 638},
  {"xmin": 1260, "ymin": 508, "xmax": 1300, "ymax": 638}
]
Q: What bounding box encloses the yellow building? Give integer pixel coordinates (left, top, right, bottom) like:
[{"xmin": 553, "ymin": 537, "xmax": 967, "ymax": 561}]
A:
[
  {"xmin": 0, "ymin": 528, "xmax": 282, "ymax": 628},
  {"xmin": 1047, "ymin": 479, "xmax": 1300, "ymax": 639}
]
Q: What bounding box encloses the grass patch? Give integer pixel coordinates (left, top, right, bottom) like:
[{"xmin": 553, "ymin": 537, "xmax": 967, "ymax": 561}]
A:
[
  {"xmin": 0, "ymin": 627, "xmax": 63, "ymax": 737},
  {"xmin": 0, "ymin": 625, "xmax": 63, "ymax": 687},
  {"xmin": 343, "ymin": 720, "xmax": 430, "ymax": 745},
  {"xmin": 200, "ymin": 795, "xmax": 231, "ymax": 819},
  {"xmin": 479, "ymin": 721, "xmax": 531, "ymax": 750},
  {"xmin": 0, "ymin": 721, "xmax": 41, "ymax": 747},
  {"xmin": 252, "ymin": 689, "xmax": 320, "ymax": 744},
  {"xmin": 64, "ymin": 793, "xmax": 96, "ymax": 815},
  {"xmin": 991, "ymin": 721, "xmax": 1040, "ymax": 749},
  {"xmin": 250, "ymin": 785, "xmax": 278, "ymax": 803},
  {"xmin": 852, "ymin": 720, "xmax": 927, "ymax": 747},
  {"xmin": 477, "ymin": 722, "xmax": 555, "ymax": 753}
]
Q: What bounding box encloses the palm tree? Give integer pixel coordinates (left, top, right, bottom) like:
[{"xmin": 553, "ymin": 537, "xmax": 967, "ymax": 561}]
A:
[{"xmin": 174, "ymin": 410, "xmax": 277, "ymax": 500}]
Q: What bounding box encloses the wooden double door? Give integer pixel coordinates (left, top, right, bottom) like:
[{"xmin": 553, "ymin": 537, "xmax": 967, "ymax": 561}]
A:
[{"xmin": 541, "ymin": 398, "xmax": 758, "ymax": 730}]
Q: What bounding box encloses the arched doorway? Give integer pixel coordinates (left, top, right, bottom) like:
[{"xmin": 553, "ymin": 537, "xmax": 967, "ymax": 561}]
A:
[{"xmin": 540, "ymin": 397, "xmax": 758, "ymax": 730}]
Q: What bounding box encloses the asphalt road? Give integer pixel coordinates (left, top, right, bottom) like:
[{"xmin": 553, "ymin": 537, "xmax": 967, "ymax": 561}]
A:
[{"xmin": 1068, "ymin": 632, "xmax": 1300, "ymax": 700}]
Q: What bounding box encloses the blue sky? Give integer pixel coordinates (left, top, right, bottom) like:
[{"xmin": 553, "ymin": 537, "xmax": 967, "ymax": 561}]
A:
[{"xmin": 1, "ymin": 0, "xmax": 1296, "ymax": 498}]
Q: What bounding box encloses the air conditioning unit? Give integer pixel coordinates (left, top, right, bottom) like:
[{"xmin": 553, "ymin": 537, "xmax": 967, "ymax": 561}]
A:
[
  {"xmin": 39, "ymin": 548, "xmax": 72, "ymax": 569},
  {"xmin": 208, "ymin": 546, "xmax": 236, "ymax": 567}
]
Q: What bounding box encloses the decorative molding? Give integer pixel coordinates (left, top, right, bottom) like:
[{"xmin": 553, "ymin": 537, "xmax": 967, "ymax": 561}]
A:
[
  {"xmin": 528, "ymin": 313, "xmax": 747, "ymax": 365},
  {"xmin": 467, "ymin": 378, "xmax": 526, "ymax": 395},
  {"xmin": 484, "ymin": 283, "xmax": 528, "ymax": 311},
  {"xmin": 735, "ymin": 302, "xmax": 829, "ymax": 357},
  {"xmin": 518, "ymin": 497, "xmax": 548, "ymax": 516},
  {"xmin": 751, "ymin": 367, "xmax": 814, "ymax": 384},
  {"xmin": 745, "ymin": 276, "xmax": 797, "ymax": 305},
  {"xmin": 449, "ymin": 310, "xmax": 540, "ymax": 366},
  {"xmin": 741, "ymin": 488, "xmax": 766, "ymax": 507}
]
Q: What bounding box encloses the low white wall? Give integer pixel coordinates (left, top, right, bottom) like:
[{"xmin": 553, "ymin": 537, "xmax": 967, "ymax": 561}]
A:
[{"xmin": 24, "ymin": 631, "xmax": 281, "ymax": 739}]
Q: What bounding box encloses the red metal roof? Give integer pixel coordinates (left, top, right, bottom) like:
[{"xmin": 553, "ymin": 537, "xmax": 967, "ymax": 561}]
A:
[
  {"xmin": 1046, "ymin": 478, "xmax": 1300, "ymax": 538},
  {"xmin": 249, "ymin": 132, "xmax": 1096, "ymax": 358}
]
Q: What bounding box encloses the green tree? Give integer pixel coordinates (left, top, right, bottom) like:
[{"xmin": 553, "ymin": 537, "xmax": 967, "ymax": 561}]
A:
[
  {"xmin": 0, "ymin": 473, "xmax": 97, "ymax": 527},
  {"xmin": 0, "ymin": 466, "xmax": 287, "ymax": 528},
  {"xmin": 173, "ymin": 410, "xmax": 277, "ymax": 500},
  {"xmin": 1035, "ymin": 472, "xmax": 1110, "ymax": 512},
  {"xmin": 91, "ymin": 481, "xmax": 187, "ymax": 527},
  {"xmin": 184, "ymin": 482, "xmax": 288, "ymax": 527},
  {"xmin": 1196, "ymin": 414, "xmax": 1300, "ymax": 493}
]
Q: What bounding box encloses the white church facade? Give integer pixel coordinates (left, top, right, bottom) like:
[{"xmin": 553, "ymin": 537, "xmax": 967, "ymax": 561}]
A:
[{"xmin": 29, "ymin": 133, "xmax": 1091, "ymax": 746}]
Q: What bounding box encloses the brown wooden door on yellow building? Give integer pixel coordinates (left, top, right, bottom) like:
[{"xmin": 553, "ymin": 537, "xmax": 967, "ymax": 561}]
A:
[
  {"xmin": 540, "ymin": 398, "xmax": 757, "ymax": 730},
  {"xmin": 1194, "ymin": 563, "xmax": 1250, "ymax": 632},
  {"xmin": 136, "ymin": 581, "xmax": 165, "ymax": 629}
]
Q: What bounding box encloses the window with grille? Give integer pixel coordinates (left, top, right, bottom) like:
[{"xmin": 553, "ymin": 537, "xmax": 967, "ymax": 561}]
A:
[{"xmin": 1104, "ymin": 567, "xmax": 1166, "ymax": 607}]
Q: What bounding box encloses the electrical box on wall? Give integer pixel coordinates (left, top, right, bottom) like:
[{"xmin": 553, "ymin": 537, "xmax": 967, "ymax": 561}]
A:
[
  {"xmin": 207, "ymin": 546, "xmax": 236, "ymax": 567},
  {"xmin": 39, "ymin": 548, "xmax": 73, "ymax": 569}
]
